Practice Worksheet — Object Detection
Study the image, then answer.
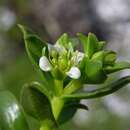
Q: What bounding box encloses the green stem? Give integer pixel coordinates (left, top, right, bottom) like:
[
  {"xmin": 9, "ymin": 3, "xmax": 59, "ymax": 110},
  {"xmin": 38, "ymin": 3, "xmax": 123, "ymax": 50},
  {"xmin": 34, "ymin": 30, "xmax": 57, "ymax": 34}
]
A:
[
  {"xmin": 40, "ymin": 120, "xmax": 56, "ymax": 130},
  {"xmin": 62, "ymin": 76, "xmax": 130, "ymax": 100},
  {"xmin": 63, "ymin": 80, "xmax": 82, "ymax": 94},
  {"xmin": 54, "ymin": 80, "xmax": 63, "ymax": 96}
]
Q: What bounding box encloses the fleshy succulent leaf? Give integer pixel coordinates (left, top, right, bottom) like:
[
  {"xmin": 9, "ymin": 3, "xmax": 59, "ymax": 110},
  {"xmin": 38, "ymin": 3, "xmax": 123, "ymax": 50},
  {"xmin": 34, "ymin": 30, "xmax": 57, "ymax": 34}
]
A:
[
  {"xmin": 18, "ymin": 24, "xmax": 53, "ymax": 84},
  {"xmin": 57, "ymin": 100, "xmax": 79, "ymax": 124},
  {"xmin": 77, "ymin": 33, "xmax": 88, "ymax": 54},
  {"xmin": 56, "ymin": 33, "xmax": 69, "ymax": 47},
  {"xmin": 91, "ymin": 51, "xmax": 104, "ymax": 61},
  {"xmin": 69, "ymin": 37, "xmax": 79, "ymax": 48},
  {"xmin": 104, "ymin": 61, "xmax": 130, "ymax": 74},
  {"xmin": 0, "ymin": 91, "xmax": 29, "ymax": 130},
  {"xmin": 62, "ymin": 76, "xmax": 130, "ymax": 100},
  {"xmin": 85, "ymin": 59, "xmax": 107, "ymax": 84},
  {"xmin": 103, "ymin": 50, "xmax": 117, "ymax": 66},
  {"xmin": 78, "ymin": 33, "xmax": 98, "ymax": 58},
  {"xmin": 86, "ymin": 33, "xmax": 98, "ymax": 58},
  {"xmin": 20, "ymin": 83, "xmax": 54, "ymax": 122},
  {"xmin": 18, "ymin": 24, "xmax": 47, "ymax": 68},
  {"xmin": 98, "ymin": 41, "xmax": 106, "ymax": 50},
  {"xmin": 52, "ymin": 99, "xmax": 88, "ymax": 125},
  {"xmin": 65, "ymin": 103, "xmax": 88, "ymax": 110}
]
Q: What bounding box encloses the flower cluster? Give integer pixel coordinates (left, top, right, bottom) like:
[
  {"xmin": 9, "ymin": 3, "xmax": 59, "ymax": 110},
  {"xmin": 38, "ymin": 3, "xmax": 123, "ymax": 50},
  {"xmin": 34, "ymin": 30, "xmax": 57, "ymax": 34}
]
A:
[
  {"xmin": 39, "ymin": 40, "xmax": 84, "ymax": 79},
  {"xmin": 38, "ymin": 33, "xmax": 117, "ymax": 84}
]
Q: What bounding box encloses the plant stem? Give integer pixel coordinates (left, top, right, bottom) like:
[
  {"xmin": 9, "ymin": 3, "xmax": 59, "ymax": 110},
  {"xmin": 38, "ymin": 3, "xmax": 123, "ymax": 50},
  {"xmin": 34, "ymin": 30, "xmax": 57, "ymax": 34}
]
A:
[
  {"xmin": 54, "ymin": 79, "xmax": 63, "ymax": 96},
  {"xmin": 40, "ymin": 120, "xmax": 56, "ymax": 130},
  {"xmin": 63, "ymin": 80, "xmax": 82, "ymax": 94}
]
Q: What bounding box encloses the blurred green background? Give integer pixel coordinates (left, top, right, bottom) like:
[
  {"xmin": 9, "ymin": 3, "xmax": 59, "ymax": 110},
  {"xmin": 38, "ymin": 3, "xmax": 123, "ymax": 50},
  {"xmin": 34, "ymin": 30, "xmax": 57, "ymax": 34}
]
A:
[{"xmin": 0, "ymin": 0, "xmax": 130, "ymax": 130}]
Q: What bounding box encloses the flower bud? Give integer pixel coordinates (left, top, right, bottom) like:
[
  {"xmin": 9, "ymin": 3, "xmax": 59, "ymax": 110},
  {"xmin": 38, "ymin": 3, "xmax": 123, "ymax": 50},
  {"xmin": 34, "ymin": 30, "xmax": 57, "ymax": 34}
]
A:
[
  {"xmin": 98, "ymin": 41, "xmax": 106, "ymax": 50},
  {"xmin": 91, "ymin": 51, "xmax": 104, "ymax": 61},
  {"xmin": 104, "ymin": 51, "xmax": 116, "ymax": 66},
  {"xmin": 85, "ymin": 60, "xmax": 107, "ymax": 84}
]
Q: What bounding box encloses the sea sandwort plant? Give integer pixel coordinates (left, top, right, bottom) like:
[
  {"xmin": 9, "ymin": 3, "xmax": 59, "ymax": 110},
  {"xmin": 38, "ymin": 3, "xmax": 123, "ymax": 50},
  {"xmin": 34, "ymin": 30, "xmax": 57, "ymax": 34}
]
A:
[{"xmin": 2, "ymin": 24, "xmax": 130, "ymax": 130}]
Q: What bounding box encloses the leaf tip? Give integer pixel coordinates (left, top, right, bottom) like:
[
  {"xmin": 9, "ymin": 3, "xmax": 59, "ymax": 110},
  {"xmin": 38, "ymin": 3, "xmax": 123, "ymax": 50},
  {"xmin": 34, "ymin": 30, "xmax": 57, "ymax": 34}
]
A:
[
  {"xmin": 17, "ymin": 24, "xmax": 29, "ymax": 38},
  {"xmin": 17, "ymin": 24, "xmax": 24, "ymax": 32}
]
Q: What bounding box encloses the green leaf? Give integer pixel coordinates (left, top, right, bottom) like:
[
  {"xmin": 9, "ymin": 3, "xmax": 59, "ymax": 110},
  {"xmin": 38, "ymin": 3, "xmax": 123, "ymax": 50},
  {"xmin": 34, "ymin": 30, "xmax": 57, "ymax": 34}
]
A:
[
  {"xmin": 18, "ymin": 24, "xmax": 47, "ymax": 68},
  {"xmin": 98, "ymin": 41, "xmax": 106, "ymax": 50},
  {"xmin": 58, "ymin": 100, "xmax": 86, "ymax": 124},
  {"xmin": 91, "ymin": 51, "xmax": 104, "ymax": 61},
  {"xmin": 57, "ymin": 103, "xmax": 77, "ymax": 124},
  {"xmin": 104, "ymin": 61, "xmax": 130, "ymax": 74},
  {"xmin": 103, "ymin": 51, "xmax": 116, "ymax": 66},
  {"xmin": 0, "ymin": 91, "xmax": 29, "ymax": 130},
  {"xmin": 78, "ymin": 33, "xmax": 98, "ymax": 58},
  {"xmin": 69, "ymin": 37, "xmax": 79, "ymax": 48},
  {"xmin": 56, "ymin": 33, "xmax": 79, "ymax": 52},
  {"xmin": 20, "ymin": 83, "xmax": 54, "ymax": 122},
  {"xmin": 77, "ymin": 33, "xmax": 88, "ymax": 54},
  {"xmin": 62, "ymin": 76, "xmax": 130, "ymax": 100},
  {"xmin": 85, "ymin": 60, "xmax": 107, "ymax": 84},
  {"xmin": 56, "ymin": 33, "xmax": 69, "ymax": 47},
  {"xmin": 63, "ymin": 80, "xmax": 82, "ymax": 94},
  {"xmin": 86, "ymin": 33, "xmax": 98, "ymax": 58},
  {"xmin": 18, "ymin": 24, "xmax": 52, "ymax": 85}
]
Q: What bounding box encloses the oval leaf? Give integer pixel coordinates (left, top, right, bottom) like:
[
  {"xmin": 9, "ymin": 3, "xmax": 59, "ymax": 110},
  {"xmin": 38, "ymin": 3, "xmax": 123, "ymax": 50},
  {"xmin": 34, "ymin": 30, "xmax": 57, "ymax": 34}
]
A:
[
  {"xmin": 20, "ymin": 83, "xmax": 54, "ymax": 122},
  {"xmin": 18, "ymin": 24, "xmax": 53, "ymax": 85},
  {"xmin": 0, "ymin": 91, "xmax": 29, "ymax": 130},
  {"xmin": 18, "ymin": 24, "xmax": 47, "ymax": 68},
  {"xmin": 85, "ymin": 60, "xmax": 107, "ymax": 84},
  {"xmin": 57, "ymin": 100, "xmax": 79, "ymax": 124},
  {"xmin": 62, "ymin": 76, "xmax": 130, "ymax": 100},
  {"xmin": 78, "ymin": 33, "xmax": 98, "ymax": 58},
  {"xmin": 104, "ymin": 61, "xmax": 130, "ymax": 74}
]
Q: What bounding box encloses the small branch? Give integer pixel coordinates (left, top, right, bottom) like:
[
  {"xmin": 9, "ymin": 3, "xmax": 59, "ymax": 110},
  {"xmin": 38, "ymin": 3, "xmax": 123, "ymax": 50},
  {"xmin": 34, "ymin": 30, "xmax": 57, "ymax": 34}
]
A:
[{"xmin": 62, "ymin": 76, "xmax": 130, "ymax": 100}]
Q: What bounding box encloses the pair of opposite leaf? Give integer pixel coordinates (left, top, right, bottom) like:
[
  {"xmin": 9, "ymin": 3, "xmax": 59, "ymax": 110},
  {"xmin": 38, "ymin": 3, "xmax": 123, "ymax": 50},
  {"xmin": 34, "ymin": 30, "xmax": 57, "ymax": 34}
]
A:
[{"xmin": 18, "ymin": 24, "xmax": 130, "ymax": 129}]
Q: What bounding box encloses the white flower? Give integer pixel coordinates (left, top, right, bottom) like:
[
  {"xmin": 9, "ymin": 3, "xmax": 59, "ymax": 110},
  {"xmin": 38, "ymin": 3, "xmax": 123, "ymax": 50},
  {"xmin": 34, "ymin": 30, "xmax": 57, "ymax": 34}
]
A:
[
  {"xmin": 48, "ymin": 43, "xmax": 66, "ymax": 54},
  {"xmin": 66, "ymin": 66, "xmax": 81, "ymax": 79},
  {"xmin": 54, "ymin": 43, "xmax": 66, "ymax": 53},
  {"xmin": 76, "ymin": 52, "xmax": 84, "ymax": 63},
  {"xmin": 71, "ymin": 51, "xmax": 84, "ymax": 65},
  {"xmin": 39, "ymin": 56, "xmax": 52, "ymax": 71},
  {"xmin": 48, "ymin": 44, "xmax": 56, "ymax": 52}
]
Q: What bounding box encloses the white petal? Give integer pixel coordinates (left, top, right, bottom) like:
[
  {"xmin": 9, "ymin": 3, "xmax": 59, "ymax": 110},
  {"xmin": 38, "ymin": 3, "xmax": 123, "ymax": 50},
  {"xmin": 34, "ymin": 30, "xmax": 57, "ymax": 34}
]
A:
[
  {"xmin": 66, "ymin": 67, "xmax": 81, "ymax": 79},
  {"xmin": 77, "ymin": 52, "xmax": 84, "ymax": 63},
  {"xmin": 71, "ymin": 51, "xmax": 84, "ymax": 65},
  {"xmin": 39, "ymin": 56, "xmax": 52, "ymax": 71},
  {"xmin": 48, "ymin": 43, "xmax": 66, "ymax": 54},
  {"xmin": 54, "ymin": 43, "xmax": 66, "ymax": 53},
  {"xmin": 48, "ymin": 43, "xmax": 56, "ymax": 52}
]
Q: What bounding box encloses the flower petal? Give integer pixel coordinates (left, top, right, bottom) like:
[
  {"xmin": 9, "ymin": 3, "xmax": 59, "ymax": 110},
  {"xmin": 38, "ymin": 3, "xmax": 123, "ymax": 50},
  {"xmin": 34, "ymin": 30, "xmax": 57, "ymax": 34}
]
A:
[
  {"xmin": 48, "ymin": 43, "xmax": 66, "ymax": 55},
  {"xmin": 48, "ymin": 43, "xmax": 56, "ymax": 52},
  {"xmin": 39, "ymin": 56, "xmax": 52, "ymax": 71},
  {"xmin": 54, "ymin": 43, "xmax": 66, "ymax": 53},
  {"xmin": 71, "ymin": 51, "xmax": 84, "ymax": 65},
  {"xmin": 76, "ymin": 52, "xmax": 84, "ymax": 63},
  {"xmin": 66, "ymin": 67, "xmax": 81, "ymax": 79}
]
